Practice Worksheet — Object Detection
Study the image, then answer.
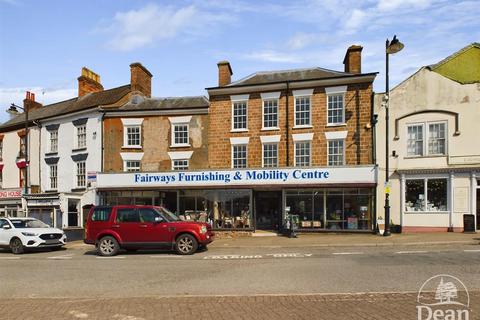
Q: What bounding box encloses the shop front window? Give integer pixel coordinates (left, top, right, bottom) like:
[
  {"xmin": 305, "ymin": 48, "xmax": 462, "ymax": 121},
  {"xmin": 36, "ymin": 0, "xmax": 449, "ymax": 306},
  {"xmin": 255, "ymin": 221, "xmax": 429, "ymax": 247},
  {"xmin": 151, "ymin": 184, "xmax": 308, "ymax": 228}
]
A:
[
  {"xmin": 178, "ymin": 189, "xmax": 252, "ymax": 230},
  {"xmin": 284, "ymin": 188, "xmax": 372, "ymax": 231},
  {"xmin": 405, "ymin": 178, "xmax": 448, "ymax": 212}
]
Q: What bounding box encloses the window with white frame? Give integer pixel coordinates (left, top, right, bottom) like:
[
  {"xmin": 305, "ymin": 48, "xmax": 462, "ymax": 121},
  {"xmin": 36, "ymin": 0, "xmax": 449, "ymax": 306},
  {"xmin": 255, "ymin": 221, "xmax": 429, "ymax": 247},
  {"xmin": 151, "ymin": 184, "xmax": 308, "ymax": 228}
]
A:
[
  {"xmin": 327, "ymin": 94, "xmax": 345, "ymax": 124},
  {"xmin": 405, "ymin": 178, "xmax": 448, "ymax": 212},
  {"xmin": 76, "ymin": 124, "xmax": 86, "ymax": 149},
  {"xmin": 0, "ymin": 139, "xmax": 3, "ymax": 160},
  {"xmin": 172, "ymin": 159, "xmax": 189, "ymax": 171},
  {"xmin": 126, "ymin": 126, "xmax": 141, "ymax": 147},
  {"xmin": 122, "ymin": 118, "xmax": 143, "ymax": 148},
  {"xmin": 428, "ymin": 122, "xmax": 446, "ymax": 155},
  {"xmin": 76, "ymin": 161, "xmax": 86, "ymax": 187},
  {"xmin": 295, "ymin": 141, "xmax": 311, "ymax": 167},
  {"xmin": 263, "ymin": 143, "xmax": 278, "ymax": 167},
  {"xmin": 232, "ymin": 144, "xmax": 247, "ymax": 168},
  {"xmin": 50, "ymin": 164, "xmax": 57, "ymax": 190},
  {"xmin": 172, "ymin": 124, "xmax": 189, "ymax": 146},
  {"xmin": 263, "ymin": 99, "xmax": 278, "ymax": 129},
  {"xmin": 232, "ymin": 101, "xmax": 248, "ymax": 130},
  {"xmin": 407, "ymin": 124, "xmax": 424, "ymax": 156},
  {"xmin": 295, "ymin": 96, "xmax": 311, "ymax": 127},
  {"xmin": 50, "ymin": 130, "xmax": 58, "ymax": 153},
  {"xmin": 124, "ymin": 160, "xmax": 141, "ymax": 172},
  {"xmin": 407, "ymin": 122, "xmax": 447, "ymax": 157},
  {"xmin": 328, "ymin": 139, "xmax": 345, "ymax": 166}
]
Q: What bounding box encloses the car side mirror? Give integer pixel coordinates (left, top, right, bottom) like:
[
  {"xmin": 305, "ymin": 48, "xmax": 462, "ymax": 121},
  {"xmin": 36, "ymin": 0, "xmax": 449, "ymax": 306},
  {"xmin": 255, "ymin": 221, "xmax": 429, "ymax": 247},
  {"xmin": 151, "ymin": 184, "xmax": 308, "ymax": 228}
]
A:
[
  {"xmin": 2, "ymin": 225, "xmax": 11, "ymax": 230},
  {"xmin": 154, "ymin": 216, "xmax": 164, "ymax": 223}
]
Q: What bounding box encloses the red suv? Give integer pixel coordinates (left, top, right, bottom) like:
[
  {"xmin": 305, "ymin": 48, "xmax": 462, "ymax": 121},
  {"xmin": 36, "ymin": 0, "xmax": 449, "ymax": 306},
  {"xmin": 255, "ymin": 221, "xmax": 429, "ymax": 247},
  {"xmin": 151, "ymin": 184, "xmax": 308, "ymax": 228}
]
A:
[{"xmin": 84, "ymin": 205, "xmax": 214, "ymax": 256}]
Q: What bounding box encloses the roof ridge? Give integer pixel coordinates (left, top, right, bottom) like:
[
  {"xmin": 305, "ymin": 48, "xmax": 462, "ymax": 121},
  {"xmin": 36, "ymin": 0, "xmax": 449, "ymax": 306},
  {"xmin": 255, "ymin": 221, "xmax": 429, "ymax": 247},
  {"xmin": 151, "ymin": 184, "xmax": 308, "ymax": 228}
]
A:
[
  {"xmin": 228, "ymin": 66, "xmax": 350, "ymax": 87},
  {"xmin": 41, "ymin": 83, "xmax": 130, "ymax": 108},
  {"xmin": 427, "ymin": 42, "xmax": 480, "ymax": 70}
]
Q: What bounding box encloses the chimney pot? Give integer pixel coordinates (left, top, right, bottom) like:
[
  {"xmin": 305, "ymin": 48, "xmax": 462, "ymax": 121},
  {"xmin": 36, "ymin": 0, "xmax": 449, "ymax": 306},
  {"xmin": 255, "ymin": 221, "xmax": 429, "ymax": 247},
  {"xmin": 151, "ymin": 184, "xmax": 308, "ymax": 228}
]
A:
[
  {"xmin": 217, "ymin": 61, "xmax": 233, "ymax": 86},
  {"xmin": 23, "ymin": 90, "xmax": 42, "ymax": 111},
  {"xmin": 343, "ymin": 45, "xmax": 363, "ymax": 74},
  {"xmin": 130, "ymin": 62, "xmax": 152, "ymax": 98},
  {"xmin": 78, "ymin": 67, "xmax": 104, "ymax": 97}
]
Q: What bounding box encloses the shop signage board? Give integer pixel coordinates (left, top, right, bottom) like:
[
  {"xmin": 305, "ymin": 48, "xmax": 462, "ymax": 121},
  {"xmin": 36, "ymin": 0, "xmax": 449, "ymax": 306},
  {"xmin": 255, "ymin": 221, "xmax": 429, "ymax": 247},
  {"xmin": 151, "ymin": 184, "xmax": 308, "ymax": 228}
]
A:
[
  {"xmin": 87, "ymin": 171, "xmax": 97, "ymax": 182},
  {"xmin": 97, "ymin": 166, "xmax": 376, "ymax": 189},
  {"xmin": 0, "ymin": 188, "xmax": 22, "ymax": 199}
]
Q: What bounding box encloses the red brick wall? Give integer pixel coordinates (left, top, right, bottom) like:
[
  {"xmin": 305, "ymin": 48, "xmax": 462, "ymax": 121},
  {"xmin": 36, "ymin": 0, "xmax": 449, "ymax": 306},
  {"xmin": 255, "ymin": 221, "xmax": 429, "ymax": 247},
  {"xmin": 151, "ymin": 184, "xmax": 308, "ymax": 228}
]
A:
[
  {"xmin": 208, "ymin": 83, "xmax": 373, "ymax": 169},
  {"xmin": 103, "ymin": 114, "xmax": 209, "ymax": 172}
]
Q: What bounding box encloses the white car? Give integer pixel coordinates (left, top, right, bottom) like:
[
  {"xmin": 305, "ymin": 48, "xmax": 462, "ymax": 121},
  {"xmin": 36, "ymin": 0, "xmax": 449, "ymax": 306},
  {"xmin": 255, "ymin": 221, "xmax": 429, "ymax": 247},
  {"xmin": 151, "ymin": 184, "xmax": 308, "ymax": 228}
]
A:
[{"xmin": 0, "ymin": 217, "xmax": 67, "ymax": 254}]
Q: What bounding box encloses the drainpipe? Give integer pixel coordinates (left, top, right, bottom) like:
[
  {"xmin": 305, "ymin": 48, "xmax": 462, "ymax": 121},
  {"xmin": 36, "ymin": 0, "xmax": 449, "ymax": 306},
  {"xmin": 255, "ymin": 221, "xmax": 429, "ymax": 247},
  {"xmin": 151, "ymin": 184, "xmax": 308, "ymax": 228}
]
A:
[
  {"xmin": 371, "ymin": 91, "xmax": 377, "ymax": 233},
  {"xmin": 285, "ymin": 81, "xmax": 290, "ymax": 167},
  {"xmin": 100, "ymin": 110, "xmax": 105, "ymax": 172}
]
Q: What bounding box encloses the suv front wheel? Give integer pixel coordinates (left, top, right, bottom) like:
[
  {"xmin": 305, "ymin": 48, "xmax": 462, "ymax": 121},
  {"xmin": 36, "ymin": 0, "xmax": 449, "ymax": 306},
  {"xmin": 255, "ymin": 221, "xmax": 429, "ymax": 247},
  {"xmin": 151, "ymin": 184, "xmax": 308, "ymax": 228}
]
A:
[
  {"xmin": 97, "ymin": 236, "xmax": 119, "ymax": 256},
  {"xmin": 10, "ymin": 238, "xmax": 24, "ymax": 254},
  {"xmin": 175, "ymin": 234, "xmax": 198, "ymax": 255}
]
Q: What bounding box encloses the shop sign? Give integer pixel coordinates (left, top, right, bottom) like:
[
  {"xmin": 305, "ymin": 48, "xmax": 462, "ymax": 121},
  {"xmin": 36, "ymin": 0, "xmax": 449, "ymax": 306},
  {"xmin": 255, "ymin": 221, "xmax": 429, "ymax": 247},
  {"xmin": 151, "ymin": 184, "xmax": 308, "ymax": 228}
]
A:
[
  {"xmin": 97, "ymin": 166, "xmax": 376, "ymax": 189},
  {"xmin": 88, "ymin": 171, "xmax": 97, "ymax": 182},
  {"xmin": 27, "ymin": 199, "xmax": 60, "ymax": 207},
  {"xmin": 0, "ymin": 188, "xmax": 22, "ymax": 199}
]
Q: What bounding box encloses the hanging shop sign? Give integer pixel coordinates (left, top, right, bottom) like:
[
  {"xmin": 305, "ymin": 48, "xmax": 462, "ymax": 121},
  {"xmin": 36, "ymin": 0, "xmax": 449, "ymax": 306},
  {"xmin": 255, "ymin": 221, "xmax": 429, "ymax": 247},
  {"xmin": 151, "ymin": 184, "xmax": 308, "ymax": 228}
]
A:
[{"xmin": 97, "ymin": 166, "xmax": 376, "ymax": 189}]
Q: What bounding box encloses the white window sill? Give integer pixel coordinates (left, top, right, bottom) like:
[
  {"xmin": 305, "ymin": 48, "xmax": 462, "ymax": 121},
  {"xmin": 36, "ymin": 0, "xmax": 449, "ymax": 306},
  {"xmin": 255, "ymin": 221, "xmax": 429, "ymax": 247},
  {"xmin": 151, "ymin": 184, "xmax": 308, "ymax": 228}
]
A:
[
  {"xmin": 170, "ymin": 144, "xmax": 191, "ymax": 148},
  {"xmin": 230, "ymin": 129, "xmax": 249, "ymax": 133},
  {"xmin": 404, "ymin": 211, "xmax": 450, "ymax": 214},
  {"xmin": 261, "ymin": 127, "xmax": 280, "ymax": 131},
  {"xmin": 122, "ymin": 145, "xmax": 143, "ymax": 149},
  {"xmin": 326, "ymin": 123, "xmax": 347, "ymax": 127},
  {"xmin": 404, "ymin": 155, "xmax": 447, "ymax": 159},
  {"xmin": 292, "ymin": 125, "xmax": 313, "ymax": 129}
]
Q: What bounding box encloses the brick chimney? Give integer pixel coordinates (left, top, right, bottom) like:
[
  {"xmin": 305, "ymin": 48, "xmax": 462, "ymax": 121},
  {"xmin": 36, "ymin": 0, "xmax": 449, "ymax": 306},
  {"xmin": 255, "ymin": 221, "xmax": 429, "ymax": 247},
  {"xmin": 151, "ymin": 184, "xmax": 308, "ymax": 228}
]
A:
[
  {"xmin": 23, "ymin": 91, "xmax": 42, "ymax": 112},
  {"xmin": 78, "ymin": 67, "xmax": 104, "ymax": 97},
  {"xmin": 130, "ymin": 62, "xmax": 152, "ymax": 98},
  {"xmin": 217, "ymin": 61, "xmax": 233, "ymax": 86},
  {"xmin": 343, "ymin": 45, "xmax": 363, "ymax": 74}
]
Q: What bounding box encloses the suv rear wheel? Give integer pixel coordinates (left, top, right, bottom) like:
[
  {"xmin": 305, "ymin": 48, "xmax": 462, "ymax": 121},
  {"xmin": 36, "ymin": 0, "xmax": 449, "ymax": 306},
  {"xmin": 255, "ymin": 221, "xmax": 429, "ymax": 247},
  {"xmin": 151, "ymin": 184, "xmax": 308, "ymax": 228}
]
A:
[
  {"xmin": 175, "ymin": 234, "xmax": 198, "ymax": 255},
  {"xmin": 97, "ymin": 236, "xmax": 119, "ymax": 256}
]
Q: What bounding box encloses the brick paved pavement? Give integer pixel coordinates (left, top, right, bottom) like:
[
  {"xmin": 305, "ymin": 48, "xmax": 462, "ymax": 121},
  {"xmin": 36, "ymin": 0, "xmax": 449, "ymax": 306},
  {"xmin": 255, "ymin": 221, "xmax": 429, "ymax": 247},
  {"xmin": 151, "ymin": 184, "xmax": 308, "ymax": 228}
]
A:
[{"xmin": 1, "ymin": 292, "xmax": 479, "ymax": 320}]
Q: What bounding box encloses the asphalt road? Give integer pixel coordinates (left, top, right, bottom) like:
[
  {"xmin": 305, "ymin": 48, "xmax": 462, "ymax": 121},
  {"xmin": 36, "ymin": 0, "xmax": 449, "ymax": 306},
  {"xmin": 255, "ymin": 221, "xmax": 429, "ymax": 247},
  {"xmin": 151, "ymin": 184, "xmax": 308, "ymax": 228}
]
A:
[{"xmin": 1, "ymin": 243, "xmax": 479, "ymax": 298}]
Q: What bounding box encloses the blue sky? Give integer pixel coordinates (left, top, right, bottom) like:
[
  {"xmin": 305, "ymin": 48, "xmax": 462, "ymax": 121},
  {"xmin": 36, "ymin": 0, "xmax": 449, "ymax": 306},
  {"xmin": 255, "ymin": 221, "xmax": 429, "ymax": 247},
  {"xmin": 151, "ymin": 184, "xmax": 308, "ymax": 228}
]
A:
[{"xmin": 0, "ymin": 0, "xmax": 479, "ymax": 123}]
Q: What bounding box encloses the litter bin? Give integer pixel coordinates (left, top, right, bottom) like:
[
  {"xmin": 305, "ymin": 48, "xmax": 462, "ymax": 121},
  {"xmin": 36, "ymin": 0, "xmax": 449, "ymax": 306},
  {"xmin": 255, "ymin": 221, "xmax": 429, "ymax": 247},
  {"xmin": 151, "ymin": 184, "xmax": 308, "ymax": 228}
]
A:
[
  {"xmin": 285, "ymin": 214, "xmax": 299, "ymax": 238},
  {"xmin": 463, "ymin": 214, "xmax": 475, "ymax": 233}
]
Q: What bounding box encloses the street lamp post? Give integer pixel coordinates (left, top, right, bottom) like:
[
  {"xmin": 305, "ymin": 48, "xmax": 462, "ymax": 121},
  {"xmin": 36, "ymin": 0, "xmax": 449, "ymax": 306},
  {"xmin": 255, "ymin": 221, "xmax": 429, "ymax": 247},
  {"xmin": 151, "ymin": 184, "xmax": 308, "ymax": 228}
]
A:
[
  {"xmin": 384, "ymin": 35, "xmax": 404, "ymax": 237},
  {"xmin": 7, "ymin": 103, "xmax": 29, "ymax": 196}
]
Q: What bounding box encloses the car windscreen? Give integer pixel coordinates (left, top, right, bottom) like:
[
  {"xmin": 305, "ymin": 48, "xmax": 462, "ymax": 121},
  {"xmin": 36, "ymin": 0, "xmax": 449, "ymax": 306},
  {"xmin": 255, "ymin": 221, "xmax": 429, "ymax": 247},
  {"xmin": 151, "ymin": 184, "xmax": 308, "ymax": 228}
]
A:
[
  {"xmin": 10, "ymin": 219, "xmax": 49, "ymax": 228},
  {"xmin": 158, "ymin": 207, "xmax": 180, "ymax": 222}
]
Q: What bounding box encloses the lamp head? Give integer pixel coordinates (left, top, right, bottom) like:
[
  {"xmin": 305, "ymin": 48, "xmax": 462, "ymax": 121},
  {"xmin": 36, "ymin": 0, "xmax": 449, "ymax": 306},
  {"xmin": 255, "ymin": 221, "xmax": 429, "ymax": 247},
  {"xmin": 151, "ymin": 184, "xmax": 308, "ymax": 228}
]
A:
[
  {"xmin": 386, "ymin": 35, "xmax": 404, "ymax": 54},
  {"xmin": 7, "ymin": 104, "xmax": 20, "ymax": 115}
]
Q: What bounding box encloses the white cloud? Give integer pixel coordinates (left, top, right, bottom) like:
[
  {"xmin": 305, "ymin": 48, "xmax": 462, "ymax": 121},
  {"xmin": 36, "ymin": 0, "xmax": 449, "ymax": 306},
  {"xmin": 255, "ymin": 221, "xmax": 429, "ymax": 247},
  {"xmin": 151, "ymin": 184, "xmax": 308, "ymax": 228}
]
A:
[
  {"xmin": 0, "ymin": 87, "xmax": 76, "ymax": 124},
  {"xmin": 241, "ymin": 50, "xmax": 303, "ymax": 63},
  {"xmin": 101, "ymin": 3, "xmax": 232, "ymax": 51},
  {"xmin": 344, "ymin": 9, "xmax": 368, "ymax": 32},
  {"xmin": 287, "ymin": 33, "xmax": 317, "ymax": 50},
  {"xmin": 377, "ymin": 0, "xmax": 433, "ymax": 11}
]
